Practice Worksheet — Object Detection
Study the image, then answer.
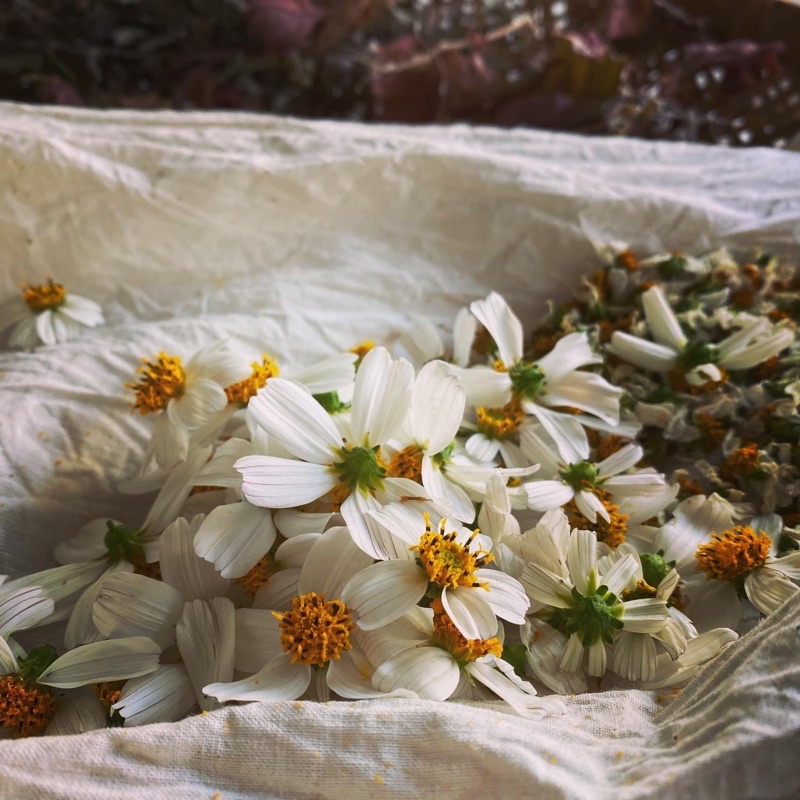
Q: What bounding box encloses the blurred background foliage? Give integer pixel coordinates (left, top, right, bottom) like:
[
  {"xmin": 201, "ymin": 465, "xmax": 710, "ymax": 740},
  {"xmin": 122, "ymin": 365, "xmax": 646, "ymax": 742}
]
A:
[{"xmin": 2, "ymin": 0, "xmax": 799, "ymax": 146}]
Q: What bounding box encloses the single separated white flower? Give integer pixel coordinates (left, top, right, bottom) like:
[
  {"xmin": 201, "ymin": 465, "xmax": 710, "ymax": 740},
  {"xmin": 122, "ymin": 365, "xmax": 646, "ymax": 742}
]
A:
[
  {"xmin": 349, "ymin": 511, "xmax": 529, "ymax": 640},
  {"xmin": 204, "ymin": 526, "xmax": 397, "ymax": 704},
  {"xmin": 451, "ymin": 293, "xmax": 622, "ymax": 459},
  {"xmin": 128, "ymin": 341, "xmax": 252, "ymax": 469},
  {"xmin": 236, "ymin": 347, "xmax": 447, "ymax": 560},
  {"xmin": 359, "ymin": 605, "xmax": 566, "ymax": 719},
  {"xmin": 608, "ymin": 285, "xmax": 794, "ymax": 385},
  {"xmin": 520, "ymin": 529, "xmax": 670, "ymax": 677},
  {"xmin": 0, "ymin": 279, "xmax": 104, "ymax": 348},
  {"xmin": 521, "ymin": 426, "xmax": 672, "ymax": 526},
  {"xmin": 651, "ymin": 495, "xmax": 800, "ymax": 631}
]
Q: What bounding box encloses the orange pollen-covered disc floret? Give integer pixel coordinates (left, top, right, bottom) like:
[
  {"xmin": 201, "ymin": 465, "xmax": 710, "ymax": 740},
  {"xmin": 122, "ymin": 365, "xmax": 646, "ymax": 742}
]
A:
[
  {"xmin": 476, "ymin": 398, "xmax": 524, "ymax": 441},
  {"xmin": 21, "ymin": 279, "xmax": 67, "ymax": 312},
  {"xmin": 565, "ymin": 490, "xmax": 628, "ymax": 549},
  {"xmin": 622, "ymin": 579, "xmax": 658, "ymax": 602},
  {"xmin": 225, "ymin": 355, "xmax": 280, "ymax": 406},
  {"xmin": 412, "ymin": 515, "xmax": 492, "ymax": 589},
  {"xmin": 695, "ymin": 525, "xmax": 771, "ymax": 582},
  {"xmin": 720, "ymin": 443, "xmax": 761, "ymax": 481},
  {"xmin": 93, "ymin": 681, "xmax": 124, "ymax": 712},
  {"xmin": 431, "ymin": 602, "xmax": 502, "ymax": 664},
  {"xmin": 127, "ymin": 351, "xmax": 186, "ymax": 414},
  {"xmin": 274, "ymin": 592, "xmax": 354, "ymax": 667},
  {"xmin": 0, "ymin": 675, "xmax": 57, "ymax": 738},
  {"xmin": 235, "ymin": 554, "xmax": 280, "ymax": 596},
  {"xmin": 387, "ymin": 445, "xmax": 424, "ymax": 484},
  {"xmin": 616, "ymin": 249, "xmax": 639, "ymax": 271}
]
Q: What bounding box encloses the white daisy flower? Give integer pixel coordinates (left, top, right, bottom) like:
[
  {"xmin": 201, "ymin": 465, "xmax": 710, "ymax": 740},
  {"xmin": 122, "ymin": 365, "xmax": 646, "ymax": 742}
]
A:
[
  {"xmin": 204, "ymin": 526, "xmax": 394, "ymax": 704},
  {"xmin": 451, "ymin": 293, "xmax": 622, "ymax": 455},
  {"xmin": 128, "ymin": 341, "xmax": 252, "ymax": 469},
  {"xmin": 521, "ymin": 428, "xmax": 672, "ymax": 527},
  {"xmin": 607, "ymin": 285, "xmax": 794, "ymax": 384},
  {"xmin": 0, "ymin": 279, "xmax": 104, "ymax": 348},
  {"xmin": 348, "ymin": 511, "xmax": 529, "ymax": 640},
  {"xmin": 359, "ymin": 605, "xmax": 566, "ymax": 719},
  {"xmin": 236, "ymin": 347, "xmax": 447, "ymax": 560},
  {"xmin": 520, "ymin": 528, "xmax": 670, "ymax": 677},
  {"xmin": 393, "ymin": 308, "xmax": 477, "ymax": 369},
  {"xmin": 651, "ymin": 495, "xmax": 800, "ymax": 631}
]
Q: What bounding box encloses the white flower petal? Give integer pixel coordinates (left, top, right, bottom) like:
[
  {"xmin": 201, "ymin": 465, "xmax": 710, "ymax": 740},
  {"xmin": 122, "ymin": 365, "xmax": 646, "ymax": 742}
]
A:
[
  {"xmin": 234, "ymin": 608, "xmax": 283, "ymax": 673},
  {"xmin": 342, "ymin": 560, "xmax": 427, "ymax": 630},
  {"xmin": 642, "ymin": 286, "xmax": 687, "ymax": 350},
  {"xmin": 350, "ymin": 347, "xmax": 413, "ymax": 446},
  {"xmin": 93, "ymin": 573, "xmax": 184, "ymax": 650},
  {"xmin": 621, "ymin": 598, "xmax": 670, "ymax": 633},
  {"xmin": 160, "ymin": 516, "xmax": 230, "ymax": 600},
  {"xmin": 612, "ymin": 632, "xmax": 657, "ymax": 682},
  {"xmin": 465, "ymin": 432, "xmax": 501, "ymax": 463},
  {"xmin": 476, "ymin": 568, "xmax": 529, "ymax": 623},
  {"xmin": 38, "ymin": 637, "xmax": 161, "ymax": 689},
  {"xmin": 449, "ymin": 365, "xmax": 512, "ymax": 408},
  {"xmin": 601, "ymin": 554, "xmax": 639, "ymax": 597},
  {"xmin": 559, "ymin": 631, "xmax": 584, "ymax": 672},
  {"xmin": 587, "ymin": 640, "xmax": 608, "ymax": 678},
  {"xmin": 745, "ymin": 568, "xmax": 798, "ymax": 616},
  {"xmin": 541, "ymin": 371, "xmax": 622, "ymax": 427},
  {"xmin": 372, "ymin": 647, "xmax": 459, "ymax": 701},
  {"xmin": 442, "ymin": 585, "xmax": 497, "ymax": 640},
  {"xmin": 524, "ymin": 480, "xmax": 574, "ymax": 512},
  {"xmin": 452, "ymin": 307, "xmax": 477, "ymax": 367},
  {"xmin": 597, "ymin": 444, "xmax": 644, "ymax": 479},
  {"xmin": 252, "ymin": 568, "xmax": 302, "ymax": 612},
  {"xmin": 567, "ymin": 529, "xmax": 598, "ymax": 595},
  {"xmin": 237, "ymin": 455, "xmax": 338, "ymax": 508},
  {"xmin": 606, "ymin": 332, "xmax": 678, "ymax": 372},
  {"xmin": 422, "ymin": 457, "xmax": 476, "ymax": 524},
  {"xmin": 204, "ymin": 652, "xmax": 310, "ymax": 703},
  {"xmin": 524, "ymin": 405, "xmax": 589, "ymax": 464},
  {"xmin": 168, "ymin": 379, "xmax": 227, "ymax": 429},
  {"xmin": 247, "ymin": 378, "xmax": 343, "ymax": 463},
  {"xmin": 411, "ymin": 361, "xmax": 465, "ymax": 454},
  {"xmin": 274, "ymin": 509, "xmax": 333, "ymax": 538},
  {"xmin": 176, "ymin": 598, "xmax": 236, "ymax": 711},
  {"xmin": 113, "ymin": 664, "xmax": 196, "ymax": 727},
  {"xmin": 0, "ymin": 586, "xmax": 54, "ymax": 637},
  {"xmin": 470, "ymin": 292, "xmax": 524, "ymax": 366},
  {"xmin": 289, "ymin": 352, "xmax": 357, "ymax": 394},
  {"xmin": 719, "ymin": 327, "xmax": 794, "ymax": 370},
  {"xmin": 193, "ymin": 500, "xmax": 277, "ymax": 579},
  {"xmin": 298, "ymin": 525, "xmax": 374, "ymax": 598},
  {"xmin": 574, "ymin": 490, "xmax": 608, "ymax": 525},
  {"xmin": 520, "ymin": 564, "xmax": 573, "ymax": 608},
  {"xmin": 536, "ymin": 332, "xmax": 601, "ymax": 384},
  {"xmin": 46, "ymin": 691, "xmax": 108, "ymax": 736},
  {"xmin": 58, "ymin": 294, "xmax": 104, "ymax": 327},
  {"xmin": 341, "ymin": 492, "xmax": 399, "ymax": 561}
]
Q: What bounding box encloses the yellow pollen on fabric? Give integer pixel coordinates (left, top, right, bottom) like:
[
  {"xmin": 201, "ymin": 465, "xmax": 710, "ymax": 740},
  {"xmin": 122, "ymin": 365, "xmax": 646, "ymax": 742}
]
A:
[
  {"xmin": 431, "ymin": 605, "xmax": 502, "ymax": 664},
  {"xmin": 695, "ymin": 526, "xmax": 771, "ymax": 582},
  {"xmin": 93, "ymin": 681, "xmax": 124, "ymax": 712},
  {"xmin": 274, "ymin": 592, "xmax": 354, "ymax": 667},
  {"xmin": 235, "ymin": 555, "xmax": 280, "ymax": 596},
  {"xmin": 412, "ymin": 516, "xmax": 492, "ymax": 589},
  {"xmin": 225, "ymin": 355, "xmax": 280, "ymax": 406},
  {"xmin": 0, "ymin": 675, "xmax": 57, "ymax": 738},
  {"xmin": 387, "ymin": 445, "xmax": 424, "ymax": 483},
  {"xmin": 476, "ymin": 398, "xmax": 524, "ymax": 441},
  {"xmin": 21, "ymin": 279, "xmax": 67, "ymax": 312},
  {"xmin": 565, "ymin": 491, "xmax": 628, "ymax": 549},
  {"xmin": 127, "ymin": 351, "xmax": 186, "ymax": 414}
]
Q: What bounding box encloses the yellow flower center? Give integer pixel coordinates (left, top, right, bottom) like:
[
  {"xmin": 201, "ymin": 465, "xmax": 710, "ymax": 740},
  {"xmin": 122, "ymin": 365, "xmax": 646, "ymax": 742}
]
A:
[
  {"xmin": 225, "ymin": 355, "xmax": 280, "ymax": 406},
  {"xmin": 21, "ymin": 279, "xmax": 66, "ymax": 312},
  {"xmin": 235, "ymin": 554, "xmax": 280, "ymax": 596},
  {"xmin": 274, "ymin": 592, "xmax": 354, "ymax": 667},
  {"xmin": 0, "ymin": 675, "xmax": 57, "ymax": 738},
  {"xmin": 127, "ymin": 351, "xmax": 186, "ymax": 414},
  {"xmin": 350, "ymin": 339, "xmax": 375, "ymax": 367},
  {"xmin": 94, "ymin": 681, "xmax": 124, "ymax": 712},
  {"xmin": 695, "ymin": 525, "xmax": 771, "ymax": 582},
  {"xmin": 720, "ymin": 443, "xmax": 761, "ymax": 482},
  {"xmin": 387, "ymin": 445, "xmax": 424, "ymax": 483},
  {"xmin": 476, "ymin": 398, "xmax": 524, "ymax": 441},
  {"xmin": 412, "ymin": 515, "xmax": 493, "ymax": 589},
  {"xmin": 621, "ymin": 579, "xmax": 658, "ymax": 602},
  {"xmin": 431, "ymin": 604, "xmax": 502, "ymax": 664},
  {"xmin": 565, "ymin": 491, "xmax": 628, "ymax": 549}
]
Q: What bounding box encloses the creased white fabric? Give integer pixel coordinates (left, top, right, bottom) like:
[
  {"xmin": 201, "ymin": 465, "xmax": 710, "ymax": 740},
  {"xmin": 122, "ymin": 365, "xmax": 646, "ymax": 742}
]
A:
[{"xmin": 0, "ymin": 102, "xmax": 799, "ymax": 799}]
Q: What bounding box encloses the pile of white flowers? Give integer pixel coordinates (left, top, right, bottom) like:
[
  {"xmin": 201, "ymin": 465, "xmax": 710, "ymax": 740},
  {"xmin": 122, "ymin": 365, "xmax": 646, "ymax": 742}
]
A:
[{"xmin": 2, "ymin": 245, "xmax": 799, "ymax": 738}]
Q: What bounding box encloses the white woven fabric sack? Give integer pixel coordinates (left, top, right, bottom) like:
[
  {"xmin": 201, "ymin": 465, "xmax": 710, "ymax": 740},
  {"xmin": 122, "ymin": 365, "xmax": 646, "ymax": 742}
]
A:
[{"xmin": 0, "ymin": 102, "xmax": 798, "ymax": 800}]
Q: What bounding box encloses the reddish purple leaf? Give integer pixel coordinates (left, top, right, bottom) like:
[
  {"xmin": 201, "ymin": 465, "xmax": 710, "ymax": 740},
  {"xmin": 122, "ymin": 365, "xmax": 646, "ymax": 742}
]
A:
[{"xmin": 247, "ymin": 0, "xmax": 326, "ymax": 52}]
